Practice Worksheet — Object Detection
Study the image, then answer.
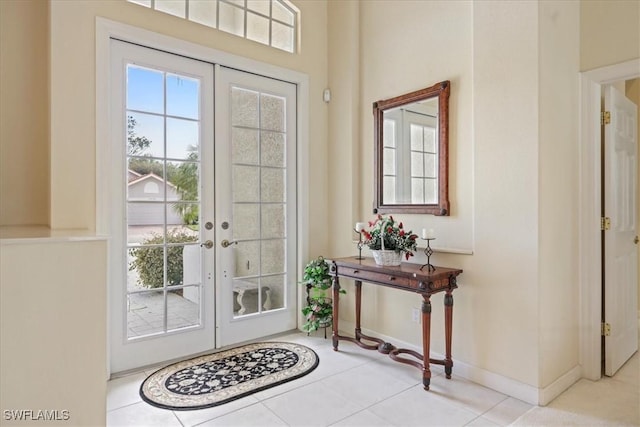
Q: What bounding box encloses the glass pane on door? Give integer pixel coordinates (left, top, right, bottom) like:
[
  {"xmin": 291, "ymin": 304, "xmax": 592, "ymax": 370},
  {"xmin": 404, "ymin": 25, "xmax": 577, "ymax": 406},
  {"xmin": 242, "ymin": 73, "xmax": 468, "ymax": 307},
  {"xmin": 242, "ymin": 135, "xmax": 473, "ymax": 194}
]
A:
[
  {"xmin": 230, "ymin": 88, "xmax": 288, "ymax": 317},
  {"xmin": 125, "ymin": 64, "xmax": 203, "ymax": 339}
]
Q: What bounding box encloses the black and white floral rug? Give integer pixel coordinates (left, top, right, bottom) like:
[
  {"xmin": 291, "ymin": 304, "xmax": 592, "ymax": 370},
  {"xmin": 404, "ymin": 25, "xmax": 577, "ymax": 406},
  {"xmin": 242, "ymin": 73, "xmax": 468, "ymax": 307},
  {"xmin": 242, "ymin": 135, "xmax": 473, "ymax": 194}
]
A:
[{"xmin": 140, "ymin": 342, "xmax": 319, "ymax": 410}]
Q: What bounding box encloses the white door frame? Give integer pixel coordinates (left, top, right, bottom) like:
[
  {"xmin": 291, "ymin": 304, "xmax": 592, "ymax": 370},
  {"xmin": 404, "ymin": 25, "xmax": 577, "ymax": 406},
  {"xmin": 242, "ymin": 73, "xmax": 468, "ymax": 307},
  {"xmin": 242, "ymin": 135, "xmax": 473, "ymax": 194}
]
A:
[
  {"xmin": 96, "ymin": 18, "xmax": 310, "ymax": 377},
  {"xmin": 579, "ymin": 58, "xmax": 640, "ymax": 380}
]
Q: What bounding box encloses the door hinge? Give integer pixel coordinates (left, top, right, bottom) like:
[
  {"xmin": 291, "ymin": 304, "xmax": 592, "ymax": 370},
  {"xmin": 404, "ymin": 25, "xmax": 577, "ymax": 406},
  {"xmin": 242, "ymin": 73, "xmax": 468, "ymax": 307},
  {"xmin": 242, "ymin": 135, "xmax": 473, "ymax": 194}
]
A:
[
  {"xmin": 601, "ymin": 217, "xmax": 611, "ymax": 231},
  {"xmin": 601, "ymin": 322, "xmax": 611, "ymax": 337},
  {"xmin": 601, "ymin": 111, "xmax": 611, "ymax": 125}
]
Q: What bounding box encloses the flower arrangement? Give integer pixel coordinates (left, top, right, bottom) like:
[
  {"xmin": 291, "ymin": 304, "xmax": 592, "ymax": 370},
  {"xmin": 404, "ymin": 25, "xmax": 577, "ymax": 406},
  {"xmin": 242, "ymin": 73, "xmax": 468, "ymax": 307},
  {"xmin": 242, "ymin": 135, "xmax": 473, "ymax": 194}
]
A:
[{"xmin": 361, "ymin": 214, "xmax": 419, "ymax": 260}]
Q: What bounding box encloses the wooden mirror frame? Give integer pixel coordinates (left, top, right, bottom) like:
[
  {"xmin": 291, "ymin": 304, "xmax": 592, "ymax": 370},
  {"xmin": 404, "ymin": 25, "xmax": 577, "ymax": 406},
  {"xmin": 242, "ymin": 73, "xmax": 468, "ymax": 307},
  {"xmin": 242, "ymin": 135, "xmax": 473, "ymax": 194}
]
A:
[{"xmin": 373, "ymin": 80, "xmax": 450, "ymax": 216}]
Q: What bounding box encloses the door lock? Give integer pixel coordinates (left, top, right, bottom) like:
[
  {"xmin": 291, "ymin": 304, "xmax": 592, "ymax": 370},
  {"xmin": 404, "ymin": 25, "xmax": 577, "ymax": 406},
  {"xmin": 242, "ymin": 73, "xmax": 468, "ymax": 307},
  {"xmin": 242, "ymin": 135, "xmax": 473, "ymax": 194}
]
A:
[
  {"xmin": 200, "ymin": 240, "xmax": 214, "ymax": 249},
  {"xmin": 221, "ymin": 239, "xmax": 238, "ymax": 248}
]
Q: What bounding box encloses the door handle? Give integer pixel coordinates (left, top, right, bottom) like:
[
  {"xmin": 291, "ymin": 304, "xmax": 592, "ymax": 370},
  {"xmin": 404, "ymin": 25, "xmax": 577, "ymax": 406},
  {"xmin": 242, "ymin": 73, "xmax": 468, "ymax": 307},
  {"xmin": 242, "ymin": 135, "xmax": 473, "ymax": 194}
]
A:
[
  {"xmin": 200, "ymin": 240, "xmax": 214, "ymax": 249},
  {"xmin": 221, "ymin": 239, "xmax": 238, "ymax": 248}
]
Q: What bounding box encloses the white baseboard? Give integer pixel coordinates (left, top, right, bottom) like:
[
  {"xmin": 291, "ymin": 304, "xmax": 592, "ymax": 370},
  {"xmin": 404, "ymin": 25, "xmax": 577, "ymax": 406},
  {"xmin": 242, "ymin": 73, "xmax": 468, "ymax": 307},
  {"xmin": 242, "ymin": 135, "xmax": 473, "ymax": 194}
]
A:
[
  {"xmin": 538, "ymin": 365, "xmax": 582, "ymax": 406},
  {"xmin": 338, "ymin": 321, "xmax": 579, "ymax": 406}
]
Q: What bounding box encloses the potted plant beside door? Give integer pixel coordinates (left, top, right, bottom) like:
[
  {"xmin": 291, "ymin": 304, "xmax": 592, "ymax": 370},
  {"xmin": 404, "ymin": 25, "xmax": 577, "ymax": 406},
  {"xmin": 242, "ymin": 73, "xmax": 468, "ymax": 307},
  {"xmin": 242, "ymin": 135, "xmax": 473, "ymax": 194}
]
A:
[{"xmin": 300, "ymin": 256, "xmax": 343, "ymax": 334}]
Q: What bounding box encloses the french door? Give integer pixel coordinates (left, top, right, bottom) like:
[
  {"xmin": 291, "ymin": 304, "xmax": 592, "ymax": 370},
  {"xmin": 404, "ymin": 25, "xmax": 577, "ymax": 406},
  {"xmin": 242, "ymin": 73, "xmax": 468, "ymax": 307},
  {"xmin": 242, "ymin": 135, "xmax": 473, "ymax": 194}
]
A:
[
  {"xmin": 109, "ymin": 40, "xmax": 297, "ymax": 373},
  {"xmin": 215, "ymin": 67, "xmax": 297, "ymax": 347}
]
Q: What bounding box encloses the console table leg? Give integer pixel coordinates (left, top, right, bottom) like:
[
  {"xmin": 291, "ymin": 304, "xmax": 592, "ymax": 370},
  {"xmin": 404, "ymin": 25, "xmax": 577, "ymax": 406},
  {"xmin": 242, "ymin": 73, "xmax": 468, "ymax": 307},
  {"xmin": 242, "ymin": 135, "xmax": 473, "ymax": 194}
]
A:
[
  {"xmin": 444, "ymin": 291, "xmax": 454, "ymax": 378},
  {"xmin": 355, "ymin": 281, "xmax": 362, "ymax": 338},
  {"xmin": 332, "ymin": 275, "xmax": 341, "ymax": 351},
  {"xmin": 421, "ymin": 296, "xmax": 432, "ymax": 390}
]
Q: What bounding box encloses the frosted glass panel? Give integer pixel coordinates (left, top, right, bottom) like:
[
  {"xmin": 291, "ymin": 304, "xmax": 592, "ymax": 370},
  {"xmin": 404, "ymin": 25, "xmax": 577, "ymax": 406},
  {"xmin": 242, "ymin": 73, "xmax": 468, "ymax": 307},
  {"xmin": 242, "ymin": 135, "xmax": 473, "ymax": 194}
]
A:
[
  {"xmin": 411, "ymin": 178, "xmax": 424, "ymax": 204},
  {"xmin": 232, "ymin": 128, "xmax": 259, "ymax": 164},
  {"xmin": 233, "ymin": 203, "xmax": 260, "ymax": 240},
  {"xmin": 260, "ymin": 94, "xmax": 285, "ymax": 132},
  {"xmin": 272, "ymin": 0, "xmax": 294, "ymax": 25},
  {"xmin": 411, "ymin": 152, "xmax": 424, "ymax": 176},
  {"xmin": 219, "ymin": 1, "xmax": 244, "ymax": 36},
  {"xmin": 425, "ymin": 153, "xmax": 437, "ymax": 178},
  {"xmin": 425, "ymin": 178, "xmax": 438, "ymax": 204},
  {"xmin": 233, "ymin": 241, "xmax": 259, "ymax": 277},
  {"xmin": 167, "ymin": 118, "xmax": 199, "ymax": 160},
  {"xmin": 127, "ymin": 112, "xmax": 164, "ymax": 158},
  {"xmin": 247, "ymin": 12, "xmax": 269, "ymax": 44},
  {"xmin": 127, "ymin": 66, "xmax": 163, "ymax": 114},
  {"xmin": 233, "ymin": 165, "xmax": 260, "ymax": 202},
  {"xmin": 261, "ymin": 131, "xmax": 285, "ymax": 167},
  {"xmin": 232, "ymin": 278, "xmax": 262, "ymax": 316},
  {"xmin": 247, "ymin": 0, "xmax": 269, "ymax": 15},
  {"xmin": 189, "ymin": 0, "xmax": 217, "ymax": 27},
  {"xmin": 231, "ymin": 88, "xmax": 259, "ymax": 128},
  {"xmin": 261, "ymin": 204, "xmax": 285, "ymax": 239},
  {"xmin": 271, "ymin": 21, "xmax": 294, "ymax": 52},
  {"xmin": 262, "ymin": 275, "xmax": 285, "ymax": 310},
  {"xmin": 424, "ymin": 127, "xmax": 436, "ymax": 153},
  {"xmin": 411, "ymin": 124, "xmax": 424, "ymax": 151},
  {"xmin": 261, "ymin": 168, "xmax": 284, "ymax": 202},
  {"xmin": 129, "ymin": 0, "xmax": 151, "ymax": 6},
  {"xmin": 383, "ymin": 176, "xmax": 396, "ymax": 203},
  {"xmin": 261, "ymin": 239, "xmax": 285, "ymax": 274},
  {"xmin": 156, "ymin": 0, "xmax": 186, "ymax": 17},
  {"xmin": 383, "ymin": 119, "xmax": 396, "ymax": 147},
  {"xmin": 167, "ymin": 74, "xmax": 199, "ymax": 120},
  {"xmin": 383, "ymin": 148, "xmax": 395, "ymax": 175}
]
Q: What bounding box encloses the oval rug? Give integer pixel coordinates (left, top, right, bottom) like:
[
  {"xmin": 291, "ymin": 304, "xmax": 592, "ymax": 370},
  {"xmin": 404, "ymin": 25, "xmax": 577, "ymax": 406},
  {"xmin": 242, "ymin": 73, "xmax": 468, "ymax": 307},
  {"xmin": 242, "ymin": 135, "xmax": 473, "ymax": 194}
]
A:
[{"xmin": 140, "ymin": 342, "xmax": 319, "ymax": 410}]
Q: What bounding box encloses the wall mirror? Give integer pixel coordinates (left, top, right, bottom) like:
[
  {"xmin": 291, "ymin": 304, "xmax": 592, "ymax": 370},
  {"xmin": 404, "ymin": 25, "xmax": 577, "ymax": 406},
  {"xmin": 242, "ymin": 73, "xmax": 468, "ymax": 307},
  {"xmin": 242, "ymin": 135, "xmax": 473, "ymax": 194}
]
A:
[{"xmin": 373, "ymin": 80, "xmax": 450, "ymax": 215}]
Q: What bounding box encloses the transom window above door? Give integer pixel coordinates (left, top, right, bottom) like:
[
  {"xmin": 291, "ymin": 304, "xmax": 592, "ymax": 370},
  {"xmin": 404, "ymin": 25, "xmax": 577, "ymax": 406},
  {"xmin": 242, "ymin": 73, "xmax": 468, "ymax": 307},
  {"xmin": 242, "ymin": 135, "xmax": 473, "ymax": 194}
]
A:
[{"xmin": 128, "ymin": 0, "xmax": 298, "ymax": 53}]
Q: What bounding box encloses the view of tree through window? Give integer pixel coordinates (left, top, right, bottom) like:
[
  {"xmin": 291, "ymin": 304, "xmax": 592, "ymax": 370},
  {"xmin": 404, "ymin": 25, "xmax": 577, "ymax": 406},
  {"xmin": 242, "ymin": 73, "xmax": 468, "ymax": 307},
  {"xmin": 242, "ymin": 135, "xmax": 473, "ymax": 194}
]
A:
[{"xmin": 125, "ymin": 64, "xmax": 203, "ymax": 338}]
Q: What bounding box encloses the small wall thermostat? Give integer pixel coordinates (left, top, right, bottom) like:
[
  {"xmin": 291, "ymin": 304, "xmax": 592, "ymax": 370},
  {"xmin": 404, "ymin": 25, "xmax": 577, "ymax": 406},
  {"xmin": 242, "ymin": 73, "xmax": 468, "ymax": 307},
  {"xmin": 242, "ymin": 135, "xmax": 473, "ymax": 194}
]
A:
[{"xmin": 323, "ymin": 88, "xmax": 331, "ymax": 103}]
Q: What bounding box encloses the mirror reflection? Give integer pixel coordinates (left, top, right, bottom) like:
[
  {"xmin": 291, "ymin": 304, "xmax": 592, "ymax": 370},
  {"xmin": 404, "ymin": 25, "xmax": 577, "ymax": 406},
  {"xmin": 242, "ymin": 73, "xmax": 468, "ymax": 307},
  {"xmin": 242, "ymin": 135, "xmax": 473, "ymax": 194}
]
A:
[
  {"xmin": 374, "ymin": 81, "xmax": 450, "ymax": 216},
  {"xmin": 382, "ymin": 96, "xmax": 439, "ymax": 204}
]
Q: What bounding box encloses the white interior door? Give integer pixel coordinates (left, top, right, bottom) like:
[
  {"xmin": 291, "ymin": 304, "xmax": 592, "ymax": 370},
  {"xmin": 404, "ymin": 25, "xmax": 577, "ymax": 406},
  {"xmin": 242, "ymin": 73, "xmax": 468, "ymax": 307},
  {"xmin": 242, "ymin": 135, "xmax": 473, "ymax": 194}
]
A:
[
  {"xmin": 110, "ymin": 40, "xmax": 215, "ymax": 373},
  {"xmin": 215, "ymin": 67, "xmax": 297, "ymax": 347},
  {"xmin": 604, "ymin": 84, "xmax": 638, "ymax": 376}
]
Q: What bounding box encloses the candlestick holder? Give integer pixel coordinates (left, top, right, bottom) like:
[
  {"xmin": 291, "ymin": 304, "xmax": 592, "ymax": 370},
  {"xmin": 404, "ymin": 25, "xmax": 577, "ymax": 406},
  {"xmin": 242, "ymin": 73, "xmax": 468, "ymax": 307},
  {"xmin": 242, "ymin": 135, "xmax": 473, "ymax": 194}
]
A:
[
  {"xmin": 419, "ymin": 238, "xmax": 436, "ymax": 272},
  {"xmin": 353, "ymin": 228, "xmax": 365, "ymax": 261}
]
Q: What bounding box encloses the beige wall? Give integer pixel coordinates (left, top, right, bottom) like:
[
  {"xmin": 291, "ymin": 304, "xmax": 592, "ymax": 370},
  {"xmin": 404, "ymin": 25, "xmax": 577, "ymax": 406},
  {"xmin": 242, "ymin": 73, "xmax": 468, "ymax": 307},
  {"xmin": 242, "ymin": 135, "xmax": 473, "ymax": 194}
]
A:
[
  {"xmin": 538, "ymin": 0, "xmax": 580, "ymax": 387},
  {"xmin": 580, "ymin": 0, "xmax": 640, "ymax": 71},
  {"xmin": 0, "ymin": 0, "xmax": 50, "ymax": 226},
  {"xmin": 0, "ymin": 239, "xmax": 107, "ymax": 426},
  {"xmin": 328, "ymin": 0, "xmax": 582, "ymax": 395},
  {"xmin": 48, "ymin": 0, "xmax": 329, "ymax": 254}
]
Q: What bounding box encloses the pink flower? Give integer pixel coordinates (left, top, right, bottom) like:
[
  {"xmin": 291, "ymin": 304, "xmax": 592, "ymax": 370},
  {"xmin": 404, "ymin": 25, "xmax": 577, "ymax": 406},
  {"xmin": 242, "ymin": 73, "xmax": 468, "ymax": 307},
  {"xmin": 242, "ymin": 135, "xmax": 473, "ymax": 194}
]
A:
[{"xmin": 399, "ymin": 222, "xmax": 403, "ymax": 229}]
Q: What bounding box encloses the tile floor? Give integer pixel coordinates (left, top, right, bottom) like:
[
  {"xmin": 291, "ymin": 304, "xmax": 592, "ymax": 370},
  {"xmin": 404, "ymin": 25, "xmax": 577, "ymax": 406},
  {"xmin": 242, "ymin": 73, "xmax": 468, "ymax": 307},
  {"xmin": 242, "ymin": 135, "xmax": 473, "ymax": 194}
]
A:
[{"xmin": 107, "ymin": 330, "xmax": 639, "ymax": 427}]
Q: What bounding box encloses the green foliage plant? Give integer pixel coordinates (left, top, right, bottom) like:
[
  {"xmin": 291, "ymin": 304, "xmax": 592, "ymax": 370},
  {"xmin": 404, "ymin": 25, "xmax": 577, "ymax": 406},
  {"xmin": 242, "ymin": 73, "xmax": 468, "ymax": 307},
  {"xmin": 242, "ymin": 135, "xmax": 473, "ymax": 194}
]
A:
[
  {"xmin": 129, "ymin": 229, "xmax": 198, "ymax": 288},
  {"xmin": 300, "ymin": 256, "xmax": 345, "ymax": 333}
]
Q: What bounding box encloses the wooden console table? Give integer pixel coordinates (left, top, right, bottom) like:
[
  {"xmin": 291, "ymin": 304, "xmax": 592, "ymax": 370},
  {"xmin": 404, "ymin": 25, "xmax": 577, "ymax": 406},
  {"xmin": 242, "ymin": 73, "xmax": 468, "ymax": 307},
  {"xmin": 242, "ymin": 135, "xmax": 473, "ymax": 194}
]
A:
[{"xmin": 329, "ymin": 256, "xmax": 462, "ymax": 390}]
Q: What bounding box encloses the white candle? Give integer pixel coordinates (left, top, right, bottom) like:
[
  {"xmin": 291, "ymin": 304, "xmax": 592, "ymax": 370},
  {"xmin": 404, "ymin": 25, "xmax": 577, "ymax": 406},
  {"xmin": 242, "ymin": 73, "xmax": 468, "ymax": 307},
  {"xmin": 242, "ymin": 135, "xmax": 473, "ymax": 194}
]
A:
[
  {"xmin": 355, "ymin": 222, "xmax": 367, "ymax": 232},
  {"xmin": 422, "ymin": 228, "xmax": 435, "ymax": 239}
]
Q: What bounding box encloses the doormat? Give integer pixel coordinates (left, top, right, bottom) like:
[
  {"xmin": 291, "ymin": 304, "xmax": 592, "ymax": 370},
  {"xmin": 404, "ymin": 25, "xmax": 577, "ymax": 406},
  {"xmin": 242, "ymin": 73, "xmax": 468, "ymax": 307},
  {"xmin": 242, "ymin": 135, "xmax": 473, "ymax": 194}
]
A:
[{"xmin": 140, "ymin": 342, "xmax": 319, "ymax": 410}]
